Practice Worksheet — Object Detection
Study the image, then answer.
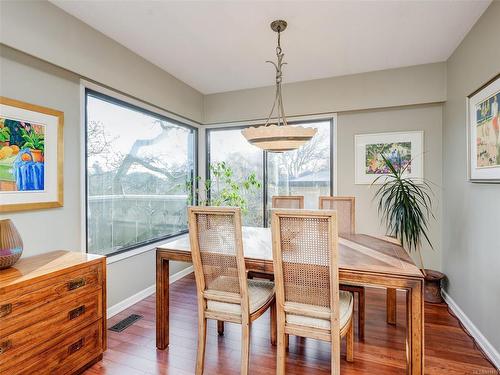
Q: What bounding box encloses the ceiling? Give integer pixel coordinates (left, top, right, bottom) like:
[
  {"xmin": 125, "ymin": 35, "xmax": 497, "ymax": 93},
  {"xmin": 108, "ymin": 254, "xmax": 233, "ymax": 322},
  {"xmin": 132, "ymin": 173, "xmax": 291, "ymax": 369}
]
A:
[{"xmin": 51, "ymin": 0, "xmax": 490, "ymax": 94}]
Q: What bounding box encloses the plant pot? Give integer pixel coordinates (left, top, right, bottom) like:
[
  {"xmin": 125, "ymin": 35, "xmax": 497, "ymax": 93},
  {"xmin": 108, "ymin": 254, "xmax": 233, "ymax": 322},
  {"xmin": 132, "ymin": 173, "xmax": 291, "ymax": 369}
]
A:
[
  {"xmin": 30, "ymin": 149, "xmax": 43, "ymax": 163},
  {"xmin": 424, "ymin": 269, "xmax": 445, "ymax": 303}
]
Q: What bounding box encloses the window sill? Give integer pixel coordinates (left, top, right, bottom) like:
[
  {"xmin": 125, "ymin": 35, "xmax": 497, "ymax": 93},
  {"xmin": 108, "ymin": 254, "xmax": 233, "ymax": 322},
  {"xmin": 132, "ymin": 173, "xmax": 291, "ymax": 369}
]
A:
[{"xmin": 106, "ymin": 234, "xmax": 187, "ymax": 265}]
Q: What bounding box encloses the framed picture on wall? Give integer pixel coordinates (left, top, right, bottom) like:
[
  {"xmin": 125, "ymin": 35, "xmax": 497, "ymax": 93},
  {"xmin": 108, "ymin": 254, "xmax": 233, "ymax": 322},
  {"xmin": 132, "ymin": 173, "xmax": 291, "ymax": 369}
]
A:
[
  {"xmin": 0, "ymin": 97, "xmax": 64, "ymax": 212},
  {"xmin": 467, "ymin": 74, "xmax": 500, "ymax": 182},
  {"xmin": 355, "ymin": 131, "xmax": 424, "ymax": 184}
]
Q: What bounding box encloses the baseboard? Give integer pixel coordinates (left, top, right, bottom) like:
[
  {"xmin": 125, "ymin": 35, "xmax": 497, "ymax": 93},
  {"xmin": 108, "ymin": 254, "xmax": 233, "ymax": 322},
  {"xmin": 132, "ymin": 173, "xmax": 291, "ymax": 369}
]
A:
[
  {"xmin": 107, "ymin": 265, "xmax": 194, "ymax": 319},
  {"xmin": 169, "ymin": 265, "xmax": 194, "ymax": 284},
  {"xmin": 442, "ymin": 290, "xmax": 500, "ymax": 369}
]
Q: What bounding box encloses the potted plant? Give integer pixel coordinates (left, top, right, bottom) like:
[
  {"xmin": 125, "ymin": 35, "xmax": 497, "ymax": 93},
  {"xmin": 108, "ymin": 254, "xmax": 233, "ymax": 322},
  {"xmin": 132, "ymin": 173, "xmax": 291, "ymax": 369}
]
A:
[
  {"xmin": 373, "ymin": 154, "xmax": 445, "ymax": 303},
  {"xmin": 185, "ymin": 161, "xmax": 261, "ymax": 213},
  {"xmin": 21, "ymin": 128, "xmax": 44, "ymax": 163}
]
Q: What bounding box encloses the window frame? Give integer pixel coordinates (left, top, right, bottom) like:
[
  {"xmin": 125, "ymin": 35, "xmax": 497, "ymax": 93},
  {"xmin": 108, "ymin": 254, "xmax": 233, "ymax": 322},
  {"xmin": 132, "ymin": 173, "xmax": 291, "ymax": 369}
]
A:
[
  {"xmin": 205, "ymin": 116, "xmax": 336, "ymax": 227},
  {"xmin": 83, "ymin": 87, "xmax": 198, "ymax": 258}
]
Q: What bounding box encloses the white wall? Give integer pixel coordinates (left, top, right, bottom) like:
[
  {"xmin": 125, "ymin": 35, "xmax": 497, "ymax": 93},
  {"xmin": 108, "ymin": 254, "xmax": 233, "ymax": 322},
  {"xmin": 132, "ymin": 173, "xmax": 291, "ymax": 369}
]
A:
[
  {"xmin": 443, "ymin": 0, "xmax": 500, "ymax": 356},
  {"xmin": 0, "ymin": 45, "xmax": 81, "ymax": 257},
  {"xmin": 204, "ymin": 63, "xmax": 446, "ymax": 124}
]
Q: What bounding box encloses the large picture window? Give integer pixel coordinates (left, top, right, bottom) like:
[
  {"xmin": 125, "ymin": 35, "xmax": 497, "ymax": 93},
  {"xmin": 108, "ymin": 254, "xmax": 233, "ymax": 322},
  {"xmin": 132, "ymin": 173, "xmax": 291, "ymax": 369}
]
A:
[
  {"xmin": 85, "ymin": 89, "xmax": 197, "ymax": 256},
  {"xmin": 207, "ymin": 119, "xmax": 333, "ymax": 227}
]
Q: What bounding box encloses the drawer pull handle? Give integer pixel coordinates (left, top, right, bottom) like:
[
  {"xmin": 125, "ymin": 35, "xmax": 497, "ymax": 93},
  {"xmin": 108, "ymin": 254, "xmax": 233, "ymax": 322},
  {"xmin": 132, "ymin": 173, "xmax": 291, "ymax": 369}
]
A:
[
  {"xmin": 0, "ymin": 304, "xmax": 12, "ymax": 318},
  {"xmin": 0, "ymin": 340, "xmax": 12, "ymax": 354},
  {"xmin": 69, "ymin": 305, "xmax": 86, "ymax": 320},
  {"xmin": 68, "ymin": 278, "xmax": 86, "ymax": 291},
  {"xmin": 68, "ymin": 338, "xmax": 84, "ymax": 354}
]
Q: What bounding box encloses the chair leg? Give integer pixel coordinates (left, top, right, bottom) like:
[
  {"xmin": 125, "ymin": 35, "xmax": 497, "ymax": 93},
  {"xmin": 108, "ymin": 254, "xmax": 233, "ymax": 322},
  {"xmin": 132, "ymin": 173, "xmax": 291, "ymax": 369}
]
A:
[
  {"xmin": 270, "ymin": 301, "xmax": 277, "ymax": 346},
  {"xmin": 217, "ymin": 320, "xmax": 224, "ymax": 336},
  {"xmin": 358, "ymin": 289, "xmax": 365, "ymax": 340},
  {"xmin": 331, "ymin": 330, "xmax": 341, "ymax": 375},
  {"xmin": 241, "ymin": 322, "xmax": 251, "ymax": 375},
  {"xmin": 277, "ymin": 327, "xmax": 286, "ymax": 375},
  {"xmin": 346, "ymin": 318, "xmax": 354, "ymax": 363},
  {"xmin": 340, "ymin": 285, "xmax": 365, "ymax": 340},
  {"xmin": 196, "ymin": 317, "xmax": 207, "ymax": 375}
]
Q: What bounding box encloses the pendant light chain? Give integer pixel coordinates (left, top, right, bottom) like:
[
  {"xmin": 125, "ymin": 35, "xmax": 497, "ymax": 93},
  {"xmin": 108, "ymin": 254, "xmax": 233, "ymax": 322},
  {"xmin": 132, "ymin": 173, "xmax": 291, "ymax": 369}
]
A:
[{"xmin": 264, "ymin": 26, "xmax": 288, "ymax": 127}]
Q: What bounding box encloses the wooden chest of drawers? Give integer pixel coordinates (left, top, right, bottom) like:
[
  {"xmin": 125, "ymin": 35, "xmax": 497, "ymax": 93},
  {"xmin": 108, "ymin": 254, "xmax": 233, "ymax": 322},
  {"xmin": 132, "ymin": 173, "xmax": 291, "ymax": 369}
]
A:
[{"xmin": 0, "ymin": 251, "xmax": 106, "ymax": 375}]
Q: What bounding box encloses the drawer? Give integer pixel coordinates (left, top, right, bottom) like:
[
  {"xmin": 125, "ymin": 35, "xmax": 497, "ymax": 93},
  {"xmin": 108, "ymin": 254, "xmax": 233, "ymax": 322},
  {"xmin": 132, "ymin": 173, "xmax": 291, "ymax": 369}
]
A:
[
  {"xmin": 0, "ymin": 289, "xmax": 102, "ymax": 368},
  {"xmin": 2, "ymin": 320, "xmax": 103, "ymax": 375},
  {"xmin": 0, "ymin": 263, "xmax": 102, "ymax": 333}
]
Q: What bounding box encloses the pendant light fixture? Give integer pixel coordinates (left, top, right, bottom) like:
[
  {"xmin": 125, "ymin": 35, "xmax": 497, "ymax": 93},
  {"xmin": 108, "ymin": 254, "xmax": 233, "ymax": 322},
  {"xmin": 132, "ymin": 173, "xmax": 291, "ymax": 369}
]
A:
[{"xmin": 242, "ymin": 20, "xmax": 317, "ymax": 152}]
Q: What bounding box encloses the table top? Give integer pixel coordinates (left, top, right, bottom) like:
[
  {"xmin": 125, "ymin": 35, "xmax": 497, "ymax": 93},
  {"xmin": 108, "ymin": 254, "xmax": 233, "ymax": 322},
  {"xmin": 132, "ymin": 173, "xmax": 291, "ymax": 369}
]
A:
[{"xmin": 157, "ymin": 227, "xmax": 423, "ymax": 279}]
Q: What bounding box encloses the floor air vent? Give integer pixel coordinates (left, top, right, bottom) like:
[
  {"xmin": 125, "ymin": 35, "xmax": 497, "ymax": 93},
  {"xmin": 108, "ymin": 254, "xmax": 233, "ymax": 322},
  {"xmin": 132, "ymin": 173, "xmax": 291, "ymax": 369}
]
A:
[{"xmin": 109, "ymin": 314, "xmax": 143, "ymax": 332}]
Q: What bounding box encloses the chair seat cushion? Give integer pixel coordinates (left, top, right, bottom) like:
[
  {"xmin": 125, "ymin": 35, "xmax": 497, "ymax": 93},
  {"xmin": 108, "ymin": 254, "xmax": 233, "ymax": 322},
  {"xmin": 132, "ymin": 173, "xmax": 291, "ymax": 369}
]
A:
[
  {"xmin": 285, "ymin": 291, "xmax": 353, "ymax": 330},
  {"xmin": 207, "ymin": 279, "xmax": 275, "ymax": 315}
]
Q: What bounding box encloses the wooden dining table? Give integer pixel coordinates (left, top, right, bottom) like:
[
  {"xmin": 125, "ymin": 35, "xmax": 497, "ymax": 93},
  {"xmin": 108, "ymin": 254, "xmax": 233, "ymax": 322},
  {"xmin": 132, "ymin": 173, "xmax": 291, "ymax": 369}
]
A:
[{"xmin": 156, "ymin": 227, "xmax": 424, "ymax": 375}]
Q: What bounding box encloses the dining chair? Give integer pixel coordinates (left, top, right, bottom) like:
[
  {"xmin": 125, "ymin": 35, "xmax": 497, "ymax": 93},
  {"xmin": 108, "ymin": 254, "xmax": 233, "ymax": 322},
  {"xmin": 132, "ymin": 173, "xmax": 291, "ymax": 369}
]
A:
[
  {"xmin": 271, "ymin": 195, "xmax": 305, "ymax": 209},
  {"xmin": 271, "ymin": 209, "xmax": 355, "ymax": 375},
  {"xmin": 248, "ymin": 195, "xmax": 305, "ymax": 282},
  {"xmin": 269, "ymin": 195, "xmax": 306, "ymax": 347},
  {"xmin": 318, "ymin": 196, "xmax": 365, "ymax": 340},
  {"xmin": 188, "ymin": 206, "xmax": 277, "ymax": 375}
]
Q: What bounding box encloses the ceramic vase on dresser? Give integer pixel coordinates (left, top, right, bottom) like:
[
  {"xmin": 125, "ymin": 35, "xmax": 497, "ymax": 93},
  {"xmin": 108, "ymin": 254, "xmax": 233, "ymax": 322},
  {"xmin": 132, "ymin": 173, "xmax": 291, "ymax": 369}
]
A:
[{"xmin": 0, "ymin": 219, "xmax": 23, "ymax": 269}]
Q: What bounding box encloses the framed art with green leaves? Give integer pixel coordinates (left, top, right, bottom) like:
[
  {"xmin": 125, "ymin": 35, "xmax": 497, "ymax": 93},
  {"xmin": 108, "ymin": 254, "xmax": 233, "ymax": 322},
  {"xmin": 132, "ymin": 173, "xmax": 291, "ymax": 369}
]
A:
[
  {"xmin": 0, "ymin": 97, "xmax": 64, "ymax": 212},
  {"xmin": 355, "ymin": 131, "xmax": 424, "ymax": 184}
]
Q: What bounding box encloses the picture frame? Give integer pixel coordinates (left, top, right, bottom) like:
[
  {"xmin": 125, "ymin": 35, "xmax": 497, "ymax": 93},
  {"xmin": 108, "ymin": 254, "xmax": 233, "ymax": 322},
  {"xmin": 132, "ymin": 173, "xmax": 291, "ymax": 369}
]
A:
[
  {"xmin": 467, "ymin": 74, "xmax": 500, "ymax": 182},
  {"xmin": 355, "ymin": 131, "xmax": 424, "ymax": 185},
  {"xmin": 0, "ymin": 97, "xmax": 64, "ymax": 212}
]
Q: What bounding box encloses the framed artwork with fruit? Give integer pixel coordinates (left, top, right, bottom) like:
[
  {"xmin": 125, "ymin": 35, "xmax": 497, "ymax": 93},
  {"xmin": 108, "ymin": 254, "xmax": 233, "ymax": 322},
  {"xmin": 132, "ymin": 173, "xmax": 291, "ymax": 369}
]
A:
[{"xmin": 0, "ymin": 97, "xmax": 63, "ymax": 212}]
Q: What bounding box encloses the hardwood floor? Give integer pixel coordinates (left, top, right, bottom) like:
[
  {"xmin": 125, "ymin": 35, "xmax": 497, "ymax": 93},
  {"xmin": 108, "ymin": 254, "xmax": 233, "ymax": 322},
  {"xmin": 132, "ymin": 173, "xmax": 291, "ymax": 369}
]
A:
[{"xmin": 84, "ymin": 274, "xmax": 496, "ymax": 375}]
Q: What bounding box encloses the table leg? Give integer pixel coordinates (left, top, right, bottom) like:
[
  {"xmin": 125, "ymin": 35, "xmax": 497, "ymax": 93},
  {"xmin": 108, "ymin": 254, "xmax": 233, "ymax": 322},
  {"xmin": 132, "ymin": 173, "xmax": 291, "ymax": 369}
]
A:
[
  {"xmin": 217, "ymin": 321, "xmax": 225, "ymax": 336},
  {"xmin": 156, "ymin": 254, "xmax": 169, "ymax": 349},
  {"xmin": 406, "ymin": 280, "xmax": 424, "ymax": 375},
  {"xmin": 358, "ymin": 288, "xmax": 365, "ymax": 340},
  {"xmin": 387, "ymin": 288, "xmax": 397, "ymax": 325}
]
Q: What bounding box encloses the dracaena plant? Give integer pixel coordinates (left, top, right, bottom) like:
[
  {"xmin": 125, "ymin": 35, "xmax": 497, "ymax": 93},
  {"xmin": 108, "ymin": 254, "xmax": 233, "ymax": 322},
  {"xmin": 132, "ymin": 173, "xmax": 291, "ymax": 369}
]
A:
[{"xmin": 373, "ymin": 153, "xmax": 434, "ymax": 274}]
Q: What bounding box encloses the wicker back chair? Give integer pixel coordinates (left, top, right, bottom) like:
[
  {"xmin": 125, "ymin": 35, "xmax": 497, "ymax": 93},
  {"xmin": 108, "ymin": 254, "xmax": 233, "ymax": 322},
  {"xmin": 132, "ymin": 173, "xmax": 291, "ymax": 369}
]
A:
[
  {"xmin": 188, "ymin": 206, "xmax": 276, "ymax": 375},
  {"xmin": 318, "ymin": 196, "xmax": 355, "ymax": 235},
  {"xmin": 272, "ymin": 195, "xmax": 305, "ymax": 209},
  {"xmin": 247, "ymin": 195, "xmax": 305, "ymax": 281},
  {"xmin": 319, "ymin": 196, "xmax": 365, "ymax": 340},
  {"xmin": 271, "ymin": 209, "xmax": 354, "ymax": 375}
]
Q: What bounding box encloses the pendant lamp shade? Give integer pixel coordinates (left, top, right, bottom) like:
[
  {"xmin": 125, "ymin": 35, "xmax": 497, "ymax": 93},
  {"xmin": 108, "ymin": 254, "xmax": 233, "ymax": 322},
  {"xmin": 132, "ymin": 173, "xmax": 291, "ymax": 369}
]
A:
[{"xmin": 242, "ymin": 124, "xmax": 317, "ymax": 152}]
